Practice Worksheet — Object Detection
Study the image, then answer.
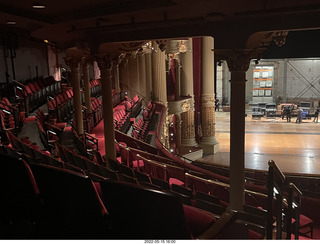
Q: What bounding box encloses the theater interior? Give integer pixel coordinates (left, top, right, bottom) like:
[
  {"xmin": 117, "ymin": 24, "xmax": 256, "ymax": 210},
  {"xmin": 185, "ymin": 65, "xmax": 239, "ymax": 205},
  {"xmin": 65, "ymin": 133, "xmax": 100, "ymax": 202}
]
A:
[{"xmin": 1, "ymin": 0, "xmax": 320, "ymax": 240}]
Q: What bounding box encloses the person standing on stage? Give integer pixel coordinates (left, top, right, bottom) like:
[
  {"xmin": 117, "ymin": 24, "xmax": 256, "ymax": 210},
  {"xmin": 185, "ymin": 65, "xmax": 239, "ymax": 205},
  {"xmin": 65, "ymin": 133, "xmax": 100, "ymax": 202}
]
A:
[
  {"xmin": 296, "ymin": 107, "xmax": 303, "ymax": 124},
  {"xmin": 314, "ymin": 107, "xmax": 319, "ymax": 122}
]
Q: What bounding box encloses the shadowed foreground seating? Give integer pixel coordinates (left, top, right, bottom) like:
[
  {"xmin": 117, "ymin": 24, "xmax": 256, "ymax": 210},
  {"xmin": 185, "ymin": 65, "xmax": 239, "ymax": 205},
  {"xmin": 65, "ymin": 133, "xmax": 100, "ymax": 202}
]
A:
[
  {"xmin": 100, "ymin": 180, "xmax": 198, "ymax": 239},
  {"xmin": 29, "ymin": 163, "xmax": 111, "ymax": 239},
  {"xmin": 0, "ymin": 152, "xmax": 41, "ymax": 238}
]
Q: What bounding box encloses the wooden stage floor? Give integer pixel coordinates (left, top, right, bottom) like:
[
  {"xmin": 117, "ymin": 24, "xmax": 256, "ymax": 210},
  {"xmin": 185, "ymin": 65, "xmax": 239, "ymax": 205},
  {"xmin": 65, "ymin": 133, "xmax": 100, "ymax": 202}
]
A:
[{"xmin": 196, "ymin": 111, "xmax": 320, "ymax": 176}]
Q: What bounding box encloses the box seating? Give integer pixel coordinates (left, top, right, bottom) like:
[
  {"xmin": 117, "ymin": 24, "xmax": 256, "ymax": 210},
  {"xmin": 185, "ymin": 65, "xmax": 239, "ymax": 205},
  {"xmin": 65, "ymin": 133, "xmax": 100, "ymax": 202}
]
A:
[
  {"xmin": 89, "ymin": 79, "xmax": 102, "ymax": 97},
  {"xmin": 90, "ymin": 97, "xmax": 103, "ymax": 126},
  {"xmin": 0, "ymin": 110, "xmax": 16, "ymax": 139},
  {"xmin": 0, "ymin": 97, "xmax": 25, "ymax": 130},
  {"xmin": 47, "ymin": 88, "xmax": 74, "ymax": 122},
  {"xmin": 113, "ymin": 108, "xmax": 130, "ymax": 133},
  {"xmin": 13, "ymin": 77, "xmax": 61, "ymax": 114}
]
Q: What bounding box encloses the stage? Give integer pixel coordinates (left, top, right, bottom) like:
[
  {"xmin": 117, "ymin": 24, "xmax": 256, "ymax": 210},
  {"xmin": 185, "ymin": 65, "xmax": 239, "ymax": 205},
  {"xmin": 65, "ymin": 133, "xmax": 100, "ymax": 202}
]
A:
[{"xmin": 196, "ymin": 111, "xmax": 320, "ymax": 176}]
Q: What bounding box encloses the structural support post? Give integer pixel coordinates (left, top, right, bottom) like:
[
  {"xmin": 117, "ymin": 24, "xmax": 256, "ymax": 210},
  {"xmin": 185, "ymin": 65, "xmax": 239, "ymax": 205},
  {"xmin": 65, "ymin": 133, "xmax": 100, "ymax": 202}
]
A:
[
  {"xmin": 216, "ymin": 49, "xmax": 260, "ymax": 211},
  {"xmin": 200, "ymin": 36, "xmax": 219, "ymax": 154},
  {"xmin": 65, "ymin": 57, "xmax": 84, "ymax": 135},
  {"xmin": 96, "ymin": 54, "xmax": 116, "ymax": 163},
  {"xmin": 113, "ymin": 59, "xmax": 121, "ymax": 93},
  {"xmin": 283, "ymin": 58, "xmax": 288, "ymax": 103},
  {"xmin": 180, "ymin": 38, "xmax": 197, "ymax": 147},
  {"xmin": 82, "ymin": 57, "xmax": 92, "ymax": 114}
]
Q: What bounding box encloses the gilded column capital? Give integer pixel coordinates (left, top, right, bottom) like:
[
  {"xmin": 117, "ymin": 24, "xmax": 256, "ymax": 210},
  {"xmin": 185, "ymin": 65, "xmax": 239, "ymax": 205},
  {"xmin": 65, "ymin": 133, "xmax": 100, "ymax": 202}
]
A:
[
  {"xmin": 201, "ymin": 95, "xmax": 215, "ymax": 104},
  {"xmin": 215, "ymin": 49, "xmax": 264, "ymax": 72},
  {"xmin": 113, "ymin": 52, "xmax": 126, "ymax": 66},
  {"xmin": 156, "ymin": 40, "xmax": 167, "ymax": 52},
  {"xmin": 65, "ymin": 56, "xmax": 81, "ymax": 70},
  {"xmin": 81, "ymin": 56, "xmax": 93, "ymax": 67},
  {"xmin": 94, "ymin": 54, "xmax": 114, "ymax": 70}
]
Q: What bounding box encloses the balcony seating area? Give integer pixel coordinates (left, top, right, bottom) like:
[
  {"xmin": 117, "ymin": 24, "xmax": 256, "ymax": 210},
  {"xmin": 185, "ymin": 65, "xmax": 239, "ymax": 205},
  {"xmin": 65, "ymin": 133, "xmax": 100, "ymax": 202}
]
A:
[
  {"xmin": 34, "ymin": 109, "xmax": 65, "ymax": 153},
  {"xmin": 1, "ymin": 85, "xmax": 320, "ymax": 239},
  {"xmin": 14, "ymin": 76, "xmax": 61, "ymax": 114},
  {"xmin": 47, "ymin": 88, "xmax": 74, "ymax": 122},
  {"xmin": 89, "ymin": 79, "xmax": 102, "ymax": 98},
  {"xmin": 0, "ymin": 142, "xmax": 222, "ymax": 239}
]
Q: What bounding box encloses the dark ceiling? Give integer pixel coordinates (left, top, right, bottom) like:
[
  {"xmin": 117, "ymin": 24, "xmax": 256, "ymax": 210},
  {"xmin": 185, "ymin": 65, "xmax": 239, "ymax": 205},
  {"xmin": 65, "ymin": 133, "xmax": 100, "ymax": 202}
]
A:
[{"xmin": 2, "ymin": 0, "xmax": 320, "ymax": 55}]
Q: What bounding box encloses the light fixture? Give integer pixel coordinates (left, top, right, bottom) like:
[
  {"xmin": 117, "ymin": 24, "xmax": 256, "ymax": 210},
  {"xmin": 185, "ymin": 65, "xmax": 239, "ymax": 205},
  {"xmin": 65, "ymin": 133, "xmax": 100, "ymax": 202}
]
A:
[
  {"xmin": 6, "ymin": 20, "xmax": 16, "ymax": 25},
  {"xmin": 43, "ymin": 39, "xmax": 49, "ymax": 43},
  {"xmin": 32, "ymin": 3, "xmax": 45, "ymax": 9}
]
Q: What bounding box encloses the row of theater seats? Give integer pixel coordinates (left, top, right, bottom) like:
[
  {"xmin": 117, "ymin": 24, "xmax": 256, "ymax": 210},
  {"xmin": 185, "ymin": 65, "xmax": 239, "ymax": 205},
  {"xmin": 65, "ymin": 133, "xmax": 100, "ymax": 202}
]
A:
[
  {"xmin": 112, "ymin": 94, "xmax": 142, "ymax": 133},
  {"xmin": 53, "ymin": 142, "xmax": 272, "ymax": 239},
  {"xmin": 113, "ymin": 108, "xmax": 130, "ymax": 133},
  {"xmin": 83, "ymin": 97, "xmax": 103, "ymax": 133},
  {"xmin": 14, "ymin": 76, "xmax": 61, "ymax": 114},
  {"xmin": 266, "ymin": 161, "xmax": 315, "ymax": 240},
  {"xmin": 0, "ymin": 97, "xmax": 26, "ymax": 136},
  {"xmin": 89, "ymin": 79, "xmax": 102, "ymax": 98},
  {"xmin": 71, "ymin": 122, "xmax": 99, "ymax": 157},
  {"xmin": 35, "ymin": 109, "xmax": 66, "ymax": 153},
  {"xmin": 47, "ymin": 88, "xmax": 74, "ymax": 122},
  {"xmin": 130, "ymin": 101, "xmax": 156, "ymax": 142},
  {"xmin": 115, "ymin": 139, "xmax": 319, "ymax": 240},
  {"xmin": 1, "ymin": 141, "xmax": 243, "ymax": 239}
]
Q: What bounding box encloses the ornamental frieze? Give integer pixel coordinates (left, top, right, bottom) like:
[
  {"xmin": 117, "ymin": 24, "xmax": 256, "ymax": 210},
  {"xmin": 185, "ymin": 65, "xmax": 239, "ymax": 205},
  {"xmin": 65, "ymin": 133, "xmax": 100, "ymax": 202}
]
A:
[
  {"xmin": 181, "ymin": 110, "xmax": 195, "ymax": 139},
  {"xmin": 167, "ymin": 97, "xmax": 194, "ymax": 114},
  {"xmin": 201, "ymin": 106, "xmax": 215, "ymax": 137}
]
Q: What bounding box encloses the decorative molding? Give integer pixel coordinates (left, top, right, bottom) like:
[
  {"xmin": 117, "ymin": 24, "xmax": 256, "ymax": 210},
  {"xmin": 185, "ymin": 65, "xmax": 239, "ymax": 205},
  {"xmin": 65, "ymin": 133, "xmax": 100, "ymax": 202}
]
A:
[
  {"xmin": 119, "ymin": 41, "xmax": 146, "ymax": 52},
  {"xmin": 215, "ymin": 48, "xmax": 264, "ymax": 72},
  {"xmin": 156, "ymin": 40, "xmax": 167, "ymax": 52},
  {"xmin": 201, "ymin": 106, "xmax": 215, "ymax": 137},
  {"xmin": 81, "ymin": 56, "xmax": 93, "ymax": 67},
  {"xmin": 181, "ymin": 110, "xmax": 195, "ymax": 140},
  {"xmin": 64, "ymin": 56, "xmax": 81, "ymax": 70},
  {"xmin": 272, "ymin": 31, "xmax": 288, "ymax": 47},
  {"xmin": 201, "ymin": 95, "xmax": 215, "ymax": 105},
  {"xmin": 94, "ymin": 54, "xmax": 114, "ymax": 70},
  {"xmin": 167, "ymin": 97, "xmax": 194, "ymax": 114}
]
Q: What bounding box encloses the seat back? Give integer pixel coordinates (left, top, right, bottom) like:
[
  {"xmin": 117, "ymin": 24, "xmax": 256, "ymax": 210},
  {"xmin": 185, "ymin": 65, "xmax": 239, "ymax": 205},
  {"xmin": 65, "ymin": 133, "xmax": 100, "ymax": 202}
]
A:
[
  {"xmin": 100, "ymin": 180, "xmax": 191, "ymax": 239},
  {"xmin": 29, "ymin": 163, "xmax": 109, "ymax": 238},
  {"xmin": 0, "ymin": 153, "xmax": 41, "ymax": 237}
]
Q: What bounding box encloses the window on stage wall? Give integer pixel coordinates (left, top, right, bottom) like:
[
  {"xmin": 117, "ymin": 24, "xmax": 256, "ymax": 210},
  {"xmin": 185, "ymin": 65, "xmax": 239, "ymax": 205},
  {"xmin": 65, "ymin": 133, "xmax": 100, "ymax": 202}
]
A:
[{"xmin": 252, "ymin": 66, "xmax": 274, "ymax": 97}]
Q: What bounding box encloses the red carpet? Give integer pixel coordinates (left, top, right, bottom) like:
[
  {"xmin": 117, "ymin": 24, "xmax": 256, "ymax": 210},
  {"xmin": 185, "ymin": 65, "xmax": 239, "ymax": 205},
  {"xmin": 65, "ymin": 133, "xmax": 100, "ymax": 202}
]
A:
[{"xmin": 24, "ymin": 116, "xmax": 36, "ymax": 123}]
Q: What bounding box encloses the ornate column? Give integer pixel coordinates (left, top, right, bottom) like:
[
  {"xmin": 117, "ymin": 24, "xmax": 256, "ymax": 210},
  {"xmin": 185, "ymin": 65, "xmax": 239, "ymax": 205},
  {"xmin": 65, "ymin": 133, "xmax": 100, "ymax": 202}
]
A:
[
  {"xmin": 113, "ymin": 58, "xmax": 121, "ymax": 93},
  {"xmin": 216, "ymin": 48, "xmax": 262, "ymax": 211},
  {"xmin": 180, "ymin": 38, "xmax": 193, "ymax": 97},
  {"xmin": 181, "ymin": 110, "xmax": 197, "ymax": 147},
  {"xmin": 151, "ymin": 41, "xmax": 167, "ymax": 104},
  {"xmin": 179, "ymin": 38, "xmax": 197, "ymax": 147},
  {"xmin": 65, "ymin": 56, "xmax": 84, "ymax": 135},
  {"xmin": 151, "ymin": 41, "xmax": 169, "ymax": 146},
  {"xmin": 138, "ymin": 52, "xmax": 147, "ymax": 100},
  {"xmin": 175, "ymin": 113, "xmax": 182, "ymax": 151},
  {"xmin": 95, "ymin": 54, "xmax": 116, "ymax": 163},
  {"xmin": 145, "ymin": 52, "xmax": 152, "ymax": 103},
  {"xmin": 82, "ymin": 57, "xmax": 92, "ymax": 114},
  {"xmin": 199, "ymin": 36, "xmax": 219, "ymax": 154},
  {"xmin": 128, "ymin": 53, "xmax": 139, "ymax": 97}
]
